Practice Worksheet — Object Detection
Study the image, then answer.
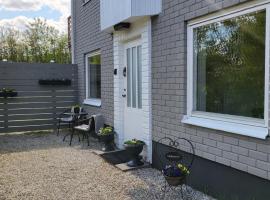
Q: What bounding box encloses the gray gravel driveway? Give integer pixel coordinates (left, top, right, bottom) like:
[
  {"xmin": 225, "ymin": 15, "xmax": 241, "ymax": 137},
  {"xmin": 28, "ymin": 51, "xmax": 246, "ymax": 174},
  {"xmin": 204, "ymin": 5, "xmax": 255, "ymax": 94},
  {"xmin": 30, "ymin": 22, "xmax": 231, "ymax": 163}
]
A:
[{"xmin": 0, "ymin": 131, "xmax": 215, "ymax": 200}]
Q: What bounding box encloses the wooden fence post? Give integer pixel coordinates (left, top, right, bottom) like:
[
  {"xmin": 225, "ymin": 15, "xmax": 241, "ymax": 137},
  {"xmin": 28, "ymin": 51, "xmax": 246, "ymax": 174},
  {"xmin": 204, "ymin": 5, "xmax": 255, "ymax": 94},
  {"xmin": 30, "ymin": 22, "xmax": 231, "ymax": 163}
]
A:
[{"xmin": 3, "ymin": 97, "xmax": 8, "ymax": 132}]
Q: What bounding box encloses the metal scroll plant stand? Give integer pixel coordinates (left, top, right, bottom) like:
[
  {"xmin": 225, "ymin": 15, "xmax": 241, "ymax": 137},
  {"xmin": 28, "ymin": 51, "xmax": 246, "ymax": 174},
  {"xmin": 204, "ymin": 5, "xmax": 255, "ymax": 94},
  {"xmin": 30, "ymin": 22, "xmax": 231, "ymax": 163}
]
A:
[{"xmin": 155, "ymin": 137, "xmax": 195, "ymax": 200}]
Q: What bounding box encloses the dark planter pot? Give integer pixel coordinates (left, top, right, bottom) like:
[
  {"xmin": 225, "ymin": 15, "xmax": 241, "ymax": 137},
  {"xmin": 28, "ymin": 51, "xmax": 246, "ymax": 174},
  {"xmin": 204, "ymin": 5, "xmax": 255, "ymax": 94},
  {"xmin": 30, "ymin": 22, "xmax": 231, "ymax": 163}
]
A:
[
  {"xmin": 73, "ymin": 107, "xmax": 80, "ymax": 114},
  {"xmin": 99, "ymin": 132, "xmax": 115, "ymax": 152},
  {"xmin": 124, "ymin": 143, "xmax": 144, "ymax": 167},
  {"xmin": 39, "ymin": 79, "xmax": 71, "ymax": 86},
  {"xmin": 164, "ymin": 175, "xmax": 186, "ymax": 186},
  {"xmin": 0, "ymin": 91, "xmax": 17, "ymax": 98}
]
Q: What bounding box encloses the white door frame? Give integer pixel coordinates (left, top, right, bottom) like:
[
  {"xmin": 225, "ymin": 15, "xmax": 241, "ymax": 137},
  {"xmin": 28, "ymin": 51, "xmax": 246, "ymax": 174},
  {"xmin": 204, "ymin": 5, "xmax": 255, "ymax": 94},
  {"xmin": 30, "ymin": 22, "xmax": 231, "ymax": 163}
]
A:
[{"xmin": 113, "ymin": 17, "xmax": 152, "ymax": 162}]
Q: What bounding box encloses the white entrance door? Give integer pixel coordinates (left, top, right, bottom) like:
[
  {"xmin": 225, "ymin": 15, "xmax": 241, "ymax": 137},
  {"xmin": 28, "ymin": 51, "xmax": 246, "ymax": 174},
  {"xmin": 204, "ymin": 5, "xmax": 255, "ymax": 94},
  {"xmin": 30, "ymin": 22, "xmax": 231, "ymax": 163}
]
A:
[{"xmin": 123, "ymin": 40, "xmax": 143, "ymax": 141}]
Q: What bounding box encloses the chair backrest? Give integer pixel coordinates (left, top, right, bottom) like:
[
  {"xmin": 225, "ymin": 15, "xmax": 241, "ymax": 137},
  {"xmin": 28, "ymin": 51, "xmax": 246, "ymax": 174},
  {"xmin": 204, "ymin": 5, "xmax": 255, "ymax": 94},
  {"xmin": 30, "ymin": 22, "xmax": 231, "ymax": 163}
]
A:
[{"xmin": 93, "ymin": 114, "xmax": 104, "ymax": 134}]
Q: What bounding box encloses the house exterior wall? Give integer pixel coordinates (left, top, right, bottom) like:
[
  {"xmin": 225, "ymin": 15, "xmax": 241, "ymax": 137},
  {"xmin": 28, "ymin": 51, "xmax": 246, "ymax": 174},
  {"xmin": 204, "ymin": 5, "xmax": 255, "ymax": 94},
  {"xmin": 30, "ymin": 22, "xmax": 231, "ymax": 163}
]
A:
[
  {"xmin": 73, "ymin": 0, "xmax": 270, "ymax": 181},
  {"xmin": 72, "ymin": 0, "xmax": 114, "ymax": 125},
  {"xmin": 151, "ymin": 0, "xmax": 270, "ymax": 180}
]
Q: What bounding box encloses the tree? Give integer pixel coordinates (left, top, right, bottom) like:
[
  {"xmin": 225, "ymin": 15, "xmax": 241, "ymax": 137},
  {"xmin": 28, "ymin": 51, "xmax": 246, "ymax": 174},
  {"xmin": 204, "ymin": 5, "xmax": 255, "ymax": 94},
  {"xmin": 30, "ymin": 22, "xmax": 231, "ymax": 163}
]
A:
[{"xmin": 0, "ymin": 18, "xmax": 71, "ymax": 64}]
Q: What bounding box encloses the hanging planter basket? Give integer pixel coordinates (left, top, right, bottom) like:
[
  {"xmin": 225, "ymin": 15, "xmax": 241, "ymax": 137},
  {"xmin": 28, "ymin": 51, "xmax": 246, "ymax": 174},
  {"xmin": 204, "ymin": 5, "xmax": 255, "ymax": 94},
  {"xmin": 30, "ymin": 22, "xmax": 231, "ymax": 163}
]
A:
[
  {"xmin": 162, "ymin": 164, "xmax": 188, "ymax": 186},
  {"xmin": 164, "ymin": 174, "xmax": 186, "ymax": 186},
  {"xmin": 156, "ymin": 137, "xmax": 195, "ymax": 187}
]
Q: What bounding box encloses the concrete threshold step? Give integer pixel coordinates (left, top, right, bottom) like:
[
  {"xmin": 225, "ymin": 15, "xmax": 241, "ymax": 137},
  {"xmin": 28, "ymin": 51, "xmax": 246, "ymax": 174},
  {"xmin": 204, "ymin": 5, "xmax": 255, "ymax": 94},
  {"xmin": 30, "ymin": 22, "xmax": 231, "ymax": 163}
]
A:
[
  {"xmin": 92, "ymin": 149, "xmax": 151, "ymax": 171},
  {"xmin": 115, "ymin": 162, "xmax": 151, "ymax": 172}
]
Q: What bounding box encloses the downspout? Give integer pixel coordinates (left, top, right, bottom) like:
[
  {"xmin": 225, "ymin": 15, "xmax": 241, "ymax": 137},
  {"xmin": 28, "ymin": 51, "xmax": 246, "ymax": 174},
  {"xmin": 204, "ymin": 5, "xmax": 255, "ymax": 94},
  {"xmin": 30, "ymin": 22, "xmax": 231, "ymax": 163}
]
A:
[{"xmin": 71, "ymin": 0, "xmax": 76, "ymax": 64}]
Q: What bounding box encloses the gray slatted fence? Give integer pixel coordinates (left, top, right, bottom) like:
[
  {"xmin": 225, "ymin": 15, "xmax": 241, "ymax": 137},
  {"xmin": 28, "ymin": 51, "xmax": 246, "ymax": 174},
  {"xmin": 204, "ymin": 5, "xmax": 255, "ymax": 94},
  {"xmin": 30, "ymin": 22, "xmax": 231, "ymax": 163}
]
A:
[{"xmin": 0, "ymin": 62, "xmax": 78, "ymax": 133}]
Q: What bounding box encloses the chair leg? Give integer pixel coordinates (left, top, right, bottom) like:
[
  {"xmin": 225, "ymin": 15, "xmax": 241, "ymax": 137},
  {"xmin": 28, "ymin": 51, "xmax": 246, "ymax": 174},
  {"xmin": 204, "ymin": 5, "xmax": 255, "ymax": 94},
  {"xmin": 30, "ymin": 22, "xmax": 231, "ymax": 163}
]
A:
[
  {"xmin": 78, "ymin": 133, "xmax": 81, "ymax": 142},
  {"xmin": 57, "ymin": 121, "xmax": 61, "ymax": 136},
  {"xmin": 63, "ymin": 133, "xmax": 68, "ymax": 142},
  {"xmin": 70, "ymin": 130, "xmax": 74, "ymax": 146},
  {"xmin": 87, "ymin": 134, "xmax": 90, "ymax": 146},
  {"xmin": 82, "ymin": 133, "xmax": 85, "ymax": 141}
]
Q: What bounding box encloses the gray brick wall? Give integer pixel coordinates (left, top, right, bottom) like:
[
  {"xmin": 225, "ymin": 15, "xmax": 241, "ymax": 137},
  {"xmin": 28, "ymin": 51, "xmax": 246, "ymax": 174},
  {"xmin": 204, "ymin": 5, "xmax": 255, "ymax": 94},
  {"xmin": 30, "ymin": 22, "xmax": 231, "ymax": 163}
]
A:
[
  {"xmin": 151, "ymin": 0, "xmax": 270, "ymax": 180},
  {"xmin": 73, "ymin": 0, "xmax": 270, "ymax": 180},
  {"xmin": 72, "ymin": 0, "xmax": 114, "ymax": 125}
]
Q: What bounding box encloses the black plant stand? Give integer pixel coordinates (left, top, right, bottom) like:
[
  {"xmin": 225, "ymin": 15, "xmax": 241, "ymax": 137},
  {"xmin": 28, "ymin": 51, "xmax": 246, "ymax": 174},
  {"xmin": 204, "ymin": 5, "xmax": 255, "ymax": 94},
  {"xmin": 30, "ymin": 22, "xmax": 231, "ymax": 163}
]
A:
[{"xmin": 155, "ymin": 137, "xmax": 195, "ymax": 200}]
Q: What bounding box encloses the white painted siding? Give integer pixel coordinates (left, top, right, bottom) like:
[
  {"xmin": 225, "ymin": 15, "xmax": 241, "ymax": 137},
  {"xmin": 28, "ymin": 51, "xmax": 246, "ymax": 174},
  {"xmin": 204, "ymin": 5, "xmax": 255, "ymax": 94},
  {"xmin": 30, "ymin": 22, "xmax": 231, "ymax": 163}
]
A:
[
  {"xmin": 100, "ymin": 0, "xmax": 131, "ymax": 31},
  {"xmin": 100, "ymin": 0, "xmax": 161, "ymax": 31}
]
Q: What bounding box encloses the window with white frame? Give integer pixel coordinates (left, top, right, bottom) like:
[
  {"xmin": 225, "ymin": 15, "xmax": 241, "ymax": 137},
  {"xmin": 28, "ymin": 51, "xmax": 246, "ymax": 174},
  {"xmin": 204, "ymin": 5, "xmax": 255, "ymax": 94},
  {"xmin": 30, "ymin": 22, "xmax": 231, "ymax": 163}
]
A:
[
  {"xmin": 84, "ymin": 51, "xmax": 101, "ymax": 106},
  {"xmin": 184, "ymin": 3, "xmax": 270, "ymax": 139}
]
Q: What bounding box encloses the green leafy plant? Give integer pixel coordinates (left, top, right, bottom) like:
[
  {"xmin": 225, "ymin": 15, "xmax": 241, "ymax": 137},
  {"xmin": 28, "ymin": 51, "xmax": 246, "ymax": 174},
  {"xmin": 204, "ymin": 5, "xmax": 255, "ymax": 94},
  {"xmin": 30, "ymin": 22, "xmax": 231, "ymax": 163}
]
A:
[
  {"xmin": 177, "ymin": 163, "xmax": 190, "ymax": 176},
  {"xmin": 72, "ymin": 104, "xmax": 81, "ymax": 109},
  {"xmin": 99, "ymin": 126, "xmax": 113, "ymax": 136},
  {"xmin": 124, "ymin": 139, "xmax": 145, "ymax": 145},
  {"xmin": 0, "ymin": 88, "xmax": 15, "ymax": 93}
]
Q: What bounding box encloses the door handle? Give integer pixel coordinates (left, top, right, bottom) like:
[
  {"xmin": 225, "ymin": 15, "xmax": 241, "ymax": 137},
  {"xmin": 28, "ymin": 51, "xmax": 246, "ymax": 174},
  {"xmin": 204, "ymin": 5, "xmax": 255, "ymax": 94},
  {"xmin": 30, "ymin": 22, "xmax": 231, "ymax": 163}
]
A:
[
  {"xmin": 122, "ymin": 94, "xmax": 126, "ymax": 98},
  {"xmin": 123, "ymin": 67, "xmax": 126, "ymax": 77}
]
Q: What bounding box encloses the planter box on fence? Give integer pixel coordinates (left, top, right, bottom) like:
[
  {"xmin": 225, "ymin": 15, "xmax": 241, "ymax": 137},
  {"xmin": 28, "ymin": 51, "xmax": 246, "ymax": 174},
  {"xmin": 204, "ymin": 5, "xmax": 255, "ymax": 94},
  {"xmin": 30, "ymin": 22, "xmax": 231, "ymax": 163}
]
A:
[{"xmin": 39, "ymin": 79, "xmax": 72, "ymax": 86}]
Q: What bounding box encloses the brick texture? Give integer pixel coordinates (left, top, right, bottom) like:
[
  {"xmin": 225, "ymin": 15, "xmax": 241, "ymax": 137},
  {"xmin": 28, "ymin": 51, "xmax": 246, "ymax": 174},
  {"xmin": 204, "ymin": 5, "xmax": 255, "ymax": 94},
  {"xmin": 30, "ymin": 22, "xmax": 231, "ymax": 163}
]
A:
[
  {"xmin": 151, "ymin": 0, "xmax": 270, "ymax": 180},
  {"xmin": 73, "ymin": 0, "xmax": 270, "ymax": 180},
  {"xmin": 72, "ymin": 0, "xmax": 114, "ymax": 125}
]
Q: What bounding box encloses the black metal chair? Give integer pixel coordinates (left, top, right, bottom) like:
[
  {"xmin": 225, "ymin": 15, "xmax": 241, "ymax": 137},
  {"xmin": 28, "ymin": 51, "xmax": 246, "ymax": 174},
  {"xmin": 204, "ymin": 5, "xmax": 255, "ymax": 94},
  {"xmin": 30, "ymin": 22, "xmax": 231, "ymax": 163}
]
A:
[
  {"xmin": 71, "ymin": 117, "xmax": 95, "ymax": 146},
  {"xmin": 57, "ymin": 106, "xmax": 83, "ymax": 136},
  {"xmin": 71, "ymin": 114, "xmax": 104, "ymax": 146}
]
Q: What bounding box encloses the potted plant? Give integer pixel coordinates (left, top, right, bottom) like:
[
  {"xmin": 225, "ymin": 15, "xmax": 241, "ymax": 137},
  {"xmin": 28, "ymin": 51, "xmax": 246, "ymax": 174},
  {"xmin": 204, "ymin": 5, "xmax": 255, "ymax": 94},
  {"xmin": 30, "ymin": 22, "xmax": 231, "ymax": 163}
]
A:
[
  {"xmin": 72, "ymin": 105, "xmax": 81, "ymax": 114},
  {"xmin": 124, "ymin": 139, "xmax": 145, "ymax": 167},
  {"xmin": 162, "ymin": 163, "xmax": 190, "ymax": 186},
  {"xmin": 0, "ymin": 88, "xmax": 17, "ymax": 98},
  {"xmin": 98, "ymin": 126, "xmax": 115, "ymax": 152}
]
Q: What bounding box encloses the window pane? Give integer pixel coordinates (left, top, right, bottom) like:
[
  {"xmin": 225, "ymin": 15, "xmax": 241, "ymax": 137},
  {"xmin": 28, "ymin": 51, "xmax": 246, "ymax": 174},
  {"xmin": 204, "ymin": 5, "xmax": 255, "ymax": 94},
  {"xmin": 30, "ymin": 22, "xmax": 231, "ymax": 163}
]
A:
[
  {"xmin": 137, "ymin": 45, "xmax": 142, "ymax": 109},
  {"xmin": 127, "ymin": 48, "xmax": 131, "ymax": 107},
  {"xmin": 132, "ymin": 47, "xmax": 137, "ymax": 108},
  {"xmin": 88, "ymin": 54, "xmax": 101, "ymax": 99},
  {"xmin": 194, "ymin": 10, "xmax": 265, "ymax": 119}
]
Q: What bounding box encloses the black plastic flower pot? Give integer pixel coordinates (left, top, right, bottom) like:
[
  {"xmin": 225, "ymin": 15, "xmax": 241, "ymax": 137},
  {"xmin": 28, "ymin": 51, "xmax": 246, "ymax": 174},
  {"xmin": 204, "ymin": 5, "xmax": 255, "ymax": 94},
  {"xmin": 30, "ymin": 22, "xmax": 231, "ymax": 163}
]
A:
[
  {"xmin": 164, "ymin": 175, "xmax": 186, "ymax": 186},
  {"xmin": 73, "ymin": 107, "xmax": 80, "ymax": 114},
  {"xmin": 99, "ymin": 132, "xmax": 115, "ymax": 152},
  {"xmin": 124, "ymin": 143, "xmax": 144, "ymax": 167},
  {"xmin": 0, "ymin": 91, "xmax": 17, "ymax": 98}
]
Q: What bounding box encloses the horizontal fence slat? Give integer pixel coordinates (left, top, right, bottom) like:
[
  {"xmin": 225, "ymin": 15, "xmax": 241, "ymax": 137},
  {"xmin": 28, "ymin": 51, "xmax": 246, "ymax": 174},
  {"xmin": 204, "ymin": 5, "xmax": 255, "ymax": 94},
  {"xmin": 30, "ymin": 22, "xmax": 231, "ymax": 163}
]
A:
[
  {"xmin": 4, "ymin": 125, "xmax": 56, "ymax": 133},
  {"xmin": 0, "ymin": 101, "xmax": 76, "ymax": 109},
  {"xmin": 8, "ymin": 119, "xmax": 55, "ymax": 127},
  {"xmin": 0, "ymin": 85, "xmax": 77, "ymax": 91},
  {"xmin": 8, "ymin": 113, "xmax": 55, "ymax": 121},
  {"xmin": 0, "ymin": 96, "xmax": 76, "ymax": 103},
  {"xmin": 15, "ymin": 90, "xmax": 78, "ymax": 97},
  {"xmin": 7, "ymin": 107, "xmax": 68, "ymax": 115}
]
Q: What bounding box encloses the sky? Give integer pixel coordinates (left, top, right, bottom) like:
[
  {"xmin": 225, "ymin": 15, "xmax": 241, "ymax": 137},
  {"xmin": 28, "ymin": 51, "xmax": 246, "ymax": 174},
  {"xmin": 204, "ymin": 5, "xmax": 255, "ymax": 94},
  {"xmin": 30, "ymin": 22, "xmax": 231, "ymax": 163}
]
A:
[{"xmin": 0, "ymin": 0, "xmax": 71, "ymax": 33}]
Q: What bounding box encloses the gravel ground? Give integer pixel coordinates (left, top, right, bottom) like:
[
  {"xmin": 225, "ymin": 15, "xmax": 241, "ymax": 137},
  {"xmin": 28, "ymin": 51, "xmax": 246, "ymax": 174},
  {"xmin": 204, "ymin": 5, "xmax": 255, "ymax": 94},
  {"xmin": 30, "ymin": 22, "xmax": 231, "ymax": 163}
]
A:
[{"xmin": 0, "ymin": 131, "xmax": 215, "ymax": 200}]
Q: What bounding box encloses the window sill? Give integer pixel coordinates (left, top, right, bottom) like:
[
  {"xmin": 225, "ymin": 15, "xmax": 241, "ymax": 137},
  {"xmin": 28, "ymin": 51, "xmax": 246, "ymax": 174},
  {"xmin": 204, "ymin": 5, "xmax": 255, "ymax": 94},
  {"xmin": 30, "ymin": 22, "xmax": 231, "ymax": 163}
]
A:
[
  {"xmin": 83, "ymin": 99, "xmax": 101, "ymax": 107},
  {"xmin": 182, "ymin": 115, "xmax": 268, "ymax": 139}
]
